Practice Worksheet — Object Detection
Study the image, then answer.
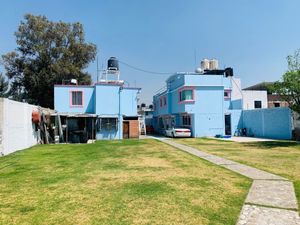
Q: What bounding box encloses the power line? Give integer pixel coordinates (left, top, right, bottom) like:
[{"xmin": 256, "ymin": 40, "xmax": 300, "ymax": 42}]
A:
[{"xmin": 118, "ymin": 60, "xmax": 173, "ymax": 75}]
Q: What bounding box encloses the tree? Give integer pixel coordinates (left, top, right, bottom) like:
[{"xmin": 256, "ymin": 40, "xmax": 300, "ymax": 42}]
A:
[
  {"xmin": 2, "ymin": 14, "xmax": 97, "ymax": 108},
  {"xmin": 0, "ymin": 73, "xmax": 9, "ymax": 97},
  {"xmin": 270, "ymin": 49, "xmax": 300, "ymax": 113}
]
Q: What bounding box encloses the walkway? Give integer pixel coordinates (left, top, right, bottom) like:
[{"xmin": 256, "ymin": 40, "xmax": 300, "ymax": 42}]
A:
[
  {"xmin": 153, "ymin": 137, "xmax": 300, "ymax": 225},
  {"xmin": 210, "ymin": 136, "xmax": 278, "ymax": 143}
]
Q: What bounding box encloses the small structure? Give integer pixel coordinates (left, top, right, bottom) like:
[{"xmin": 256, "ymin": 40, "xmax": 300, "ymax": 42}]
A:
[
  {"xmin": 241, "ymin": 90, "xmax": 268, "ymax": 110},
  {"xmin": 243, "ymin": 82, "xmax": 289, "ymax": 108},
  {"xmin": 54, "ymin": 57, "xmax": 141, "ymax": 142}
]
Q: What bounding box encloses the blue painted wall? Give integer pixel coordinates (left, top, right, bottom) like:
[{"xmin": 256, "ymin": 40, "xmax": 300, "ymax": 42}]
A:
[
  {"xmin": 95, "ymin": 85, "xmax": 120, "ymax": 115},
  {"xmin": 121, "ymin": 88, "xmax": 139, "ymax": 116},
  {"xmin": 242, "ymin": 107, "xmax": 292, "ymax": 139},
  {"xmin": 226, "ymin": 109, "xmax": 243, "ymax": 135},
  {"xmin": 191, "ymin": 86, "xmax": 224, "ymax": 136},
  {"xmin": 54, "ymin": 86, "xmax": 95, "ymax": 113}
]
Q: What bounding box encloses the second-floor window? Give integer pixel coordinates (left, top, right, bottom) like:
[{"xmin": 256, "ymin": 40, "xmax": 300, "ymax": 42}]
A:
[
  {"xmin": 71, "ymin": 91, "xmax": 83, "ymax": 106},
  {"xmin": 159, "ymin": 96, "xmax": 167, "ymax": 107},
  {"xmin": 163, "ymin": 96, "xmax": 167, "ymax": 106},
  {"xmin": 179, "ymin": 89, "xmax": 194, "ymax": 102},
  {"xmin": 224, "ymin": 90, "xmax": 231, "ymax": 99},
  {"xmin": 254, "ymin": 100, "xmax": 262, "ymax": 109}
]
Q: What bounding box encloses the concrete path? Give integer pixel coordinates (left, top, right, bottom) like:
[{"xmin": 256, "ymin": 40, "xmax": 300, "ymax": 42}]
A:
[
  {"xmin": 210, "ymin": 136, "xmax": 278, "ymax": 142},
  {"xmin": 153, "ymin": 137, "xmax": 300, "ymax": 225}
]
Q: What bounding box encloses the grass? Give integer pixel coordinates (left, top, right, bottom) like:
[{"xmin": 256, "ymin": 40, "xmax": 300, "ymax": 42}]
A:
[
  {"xmin": 174, "ymin": 138, "xmax": 300, "ymax": 210},
  {"xmin": 0, "ymin": 139, "xmax": 250, "ymax": 225}
]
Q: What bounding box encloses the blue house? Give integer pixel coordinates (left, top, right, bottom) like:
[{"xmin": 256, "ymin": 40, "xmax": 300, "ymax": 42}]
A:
[
  {"xmin": 54, "ymin": 82, "xmax": 140, "ymax": 141},
  {"xmin": 153, "ymin": 59, "xmax": 293, "ymax": 140},
  {"xmin": 54, "ymin": 58, "xmax": 141, "ymax": 142},
  {"xmin": 153, "ymin": 66, "xmax": 243, "ymax": 137}
]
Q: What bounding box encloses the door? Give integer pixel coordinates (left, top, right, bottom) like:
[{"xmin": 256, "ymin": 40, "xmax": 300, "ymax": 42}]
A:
[
  {"xmin": 225, "ymin": 114, "xmax": 231, "ymax": 135},
  {"xmin": 123, "ymin": 121, "xmax": 129, "ymax": 139}
]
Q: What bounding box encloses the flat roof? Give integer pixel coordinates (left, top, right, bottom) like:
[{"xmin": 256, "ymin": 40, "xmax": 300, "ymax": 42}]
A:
[{"xmin": 54, "ymin": 83, "xmax": 141, "ymax": 90}]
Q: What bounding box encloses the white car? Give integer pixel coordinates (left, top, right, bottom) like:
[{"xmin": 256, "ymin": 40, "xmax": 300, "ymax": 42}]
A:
[{"xmin": 164, "ymin": 127, "xmax": 191, "ymax": 138}]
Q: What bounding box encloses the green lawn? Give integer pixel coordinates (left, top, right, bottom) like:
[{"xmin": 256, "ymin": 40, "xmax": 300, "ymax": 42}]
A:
[
  {"xmin": 0, "ymin": 139, "xmax": 250, "ymax": 225},
  {"xmin": 174, "ymin": 138, "xmax": 300, "ymax": 211}
]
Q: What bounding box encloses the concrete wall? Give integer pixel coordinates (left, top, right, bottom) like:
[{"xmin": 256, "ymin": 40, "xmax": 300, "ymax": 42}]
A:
[
  {"xmin": 242, "ymin": 107, "xmax": 292, "ymax": 140},
  {"xmin": 242, "ymin": 90, "xmax": 268, "ymax": 110},
  {"xmin": 0, "ymin": 98, "xmax": 40, "ymax": 156}
]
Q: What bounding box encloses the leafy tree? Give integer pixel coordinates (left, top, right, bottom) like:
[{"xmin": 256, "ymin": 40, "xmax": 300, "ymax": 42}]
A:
[
  {"xmin": 0, "ymin": 73, "xmax": 9, "ymax": 97},
  {"xmin": 2, "ymin": 14, "xmax": 97, "ymax": 108},
  {"xmin": 271, "ymin": 49, "xmax": 300, "ymax": 113}
]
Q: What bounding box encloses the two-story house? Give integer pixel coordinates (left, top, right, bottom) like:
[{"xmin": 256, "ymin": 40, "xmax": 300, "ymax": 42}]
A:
[
  {"xmin": 54, "ymin": 58, "xmax": 141, "ymax": 142},
  {"xmin": 153, "ymin": 62, "xmax": 243, "ymax": 137}
]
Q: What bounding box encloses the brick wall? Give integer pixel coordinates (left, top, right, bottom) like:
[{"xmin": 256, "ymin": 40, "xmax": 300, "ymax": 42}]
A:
[{"xmin": 129, "ymin": 120, "xmax": 139, "ymax": 138}]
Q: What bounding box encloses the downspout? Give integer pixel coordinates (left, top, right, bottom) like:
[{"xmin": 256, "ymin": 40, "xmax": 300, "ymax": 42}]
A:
[
  {"xmin": 222, "ymin": 77, "xmax": 225, "ymax": 135},
  {"xmin": 118, "ymin": 87, "xmax": 123, "ymax": 140}
]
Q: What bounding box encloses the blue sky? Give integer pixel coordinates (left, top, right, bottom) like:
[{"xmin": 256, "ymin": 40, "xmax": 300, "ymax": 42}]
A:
[{"xmin": 0, "ymin": 0, "xmax": 300, "ymax": 103}]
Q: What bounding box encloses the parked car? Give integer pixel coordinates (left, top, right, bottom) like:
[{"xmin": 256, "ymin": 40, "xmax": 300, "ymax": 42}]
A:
[{"xmin": 164, "ymin": 127, "xmax": 191, "ymax": 138}]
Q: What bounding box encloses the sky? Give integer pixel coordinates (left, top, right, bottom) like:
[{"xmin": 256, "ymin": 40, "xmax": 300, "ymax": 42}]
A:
[{"xmin": 1, "ymin": 0, "xmax": 300, "ymax": 104}]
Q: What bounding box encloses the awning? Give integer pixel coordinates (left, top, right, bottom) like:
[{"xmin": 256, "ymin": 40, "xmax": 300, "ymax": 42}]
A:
[
  {"xmin": 52, "ymin": 113, "xmax": 98, "ymax": 118},
  {"xmin": 97, "ymin": 114, "xmax": 119, "ymax": 118}
]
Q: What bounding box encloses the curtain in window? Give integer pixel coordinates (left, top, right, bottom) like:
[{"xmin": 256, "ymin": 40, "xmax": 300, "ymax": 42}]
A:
[
  {"xmin": 181, "ymin": 90, "xmax": 193, "ymax": 101},
  {"xmin": 97, "ymin": 118, "xmax": 118, "ymax": 131},
  {"xmin": 72, "ymin": 91, "xmax": 83, "ymax": 105},
  {"xmin": 182, "ymin": 115, "xmax": 191, "ymax": 126}
]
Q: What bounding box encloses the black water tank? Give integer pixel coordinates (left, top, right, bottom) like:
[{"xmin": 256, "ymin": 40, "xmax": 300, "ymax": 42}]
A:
[
  {"xmin": 225, "ymin": 67, "xmax": 233, "ymax": 77},
  {"xmin": 107, "ymin": 57, "xmax": 119, "ymax": 71}
]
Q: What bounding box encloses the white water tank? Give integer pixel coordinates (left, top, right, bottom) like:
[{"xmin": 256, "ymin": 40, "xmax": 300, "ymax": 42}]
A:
[
  {"xmin": 209, "ymin": 59, "xmax": 219, "ymax": 70},
  {"xmin": 201, "ymin": 59, "xmax": 210, "ymax": 70}
]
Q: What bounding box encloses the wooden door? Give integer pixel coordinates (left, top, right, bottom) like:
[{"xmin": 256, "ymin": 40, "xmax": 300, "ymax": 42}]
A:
[{"xmin": 123, "ymin": 121, "xmax": 129, "ymax": 139}]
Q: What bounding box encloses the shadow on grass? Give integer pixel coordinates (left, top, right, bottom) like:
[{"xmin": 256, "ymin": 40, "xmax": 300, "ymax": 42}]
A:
[{"xmin": 242, "ymin": 141, "xmax": 300, "ymax": 149}]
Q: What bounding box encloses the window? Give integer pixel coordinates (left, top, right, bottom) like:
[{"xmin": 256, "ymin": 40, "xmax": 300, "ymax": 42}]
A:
[
  {"xmin": 163, "ymin": 96, "xmax": 167, "ymax": 106},
  {"xmin": 182, "ymin": 114, "xmax": 191, "ymax": 126},
  {"xmin": 254, "ymin": 100, "xmax": 262, "ymax": 109},
  {"xmin": 71, "ymin": 91, "xmax": 83, "ymax": 106},
  {"xmin": 179, "ymin": 89, "xmax": 194, "ymax": 102},
  {"xmin": 224, "ymin": 90, "xmax": 231, "ymax": 99},
  {"xmin": 158, "ymin": 117, "xmax": 164, "ymax": 129},
  {"xmin": 159, "ymin": 96, "xmax": 167, "ymax": 107},
  {"xmin": 274, "ymin": 102, "xmax": 280, "ymax": 107},
  {"xmin": 97, "ymin": 118, "xmax": 118, "ymax": 131}
]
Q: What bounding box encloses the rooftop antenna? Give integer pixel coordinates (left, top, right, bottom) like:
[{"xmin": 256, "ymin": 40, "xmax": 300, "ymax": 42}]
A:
[
  {"xmin": 194, "ymin": 49, "xmax": 197, "ymax": 68},
  {"xmin": 96, "ymin": 56, "xmax": 99, "ymax": 82}
]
